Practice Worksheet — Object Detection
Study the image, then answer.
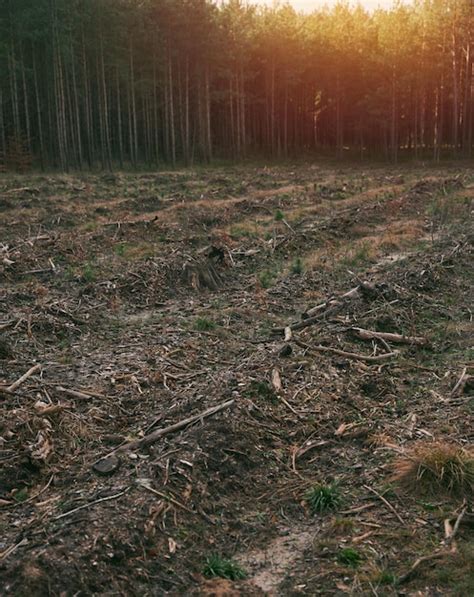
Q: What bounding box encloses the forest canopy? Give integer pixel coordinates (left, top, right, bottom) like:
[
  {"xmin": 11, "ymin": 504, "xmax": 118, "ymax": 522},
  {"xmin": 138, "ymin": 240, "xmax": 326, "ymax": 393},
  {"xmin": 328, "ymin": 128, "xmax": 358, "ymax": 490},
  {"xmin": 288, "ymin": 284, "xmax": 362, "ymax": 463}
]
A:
[{"xmin": 0, "ymin": 0, "xmax": 472, "ymax": 170}]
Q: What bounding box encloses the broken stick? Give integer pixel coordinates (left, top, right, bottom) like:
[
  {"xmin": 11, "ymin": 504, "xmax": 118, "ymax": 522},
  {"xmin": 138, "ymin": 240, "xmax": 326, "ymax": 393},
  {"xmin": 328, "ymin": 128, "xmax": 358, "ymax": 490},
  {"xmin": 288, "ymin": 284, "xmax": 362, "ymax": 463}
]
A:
[
  {"xmin": 305, "ymin": 286, "xmax": 361, "ymax": 318},
  {"xmin": 396, "ymin": 551, "xmax": 450, "ymax": 585},
  {"xmin": 351, "ymin": 327, "xmax": 428, "ymax": 346},
  {"xmin": 294, "ymin": 339, "xmax": 398, "ymax": 363},
  {"xmin": 7, "ymin": 363, "xmax": 42, "ymax": 392},
  {"xmin": 98, "ymin": 399, "xmax": 235, "ymax": 460}
]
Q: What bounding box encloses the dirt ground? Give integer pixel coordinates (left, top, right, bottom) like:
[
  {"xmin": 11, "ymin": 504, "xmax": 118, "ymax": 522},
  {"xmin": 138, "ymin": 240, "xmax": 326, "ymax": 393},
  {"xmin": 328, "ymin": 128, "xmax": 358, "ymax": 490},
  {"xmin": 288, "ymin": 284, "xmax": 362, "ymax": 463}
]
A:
[{"xmin": 0, "ymin": 162, "xmax": 473, "ymax": 596}]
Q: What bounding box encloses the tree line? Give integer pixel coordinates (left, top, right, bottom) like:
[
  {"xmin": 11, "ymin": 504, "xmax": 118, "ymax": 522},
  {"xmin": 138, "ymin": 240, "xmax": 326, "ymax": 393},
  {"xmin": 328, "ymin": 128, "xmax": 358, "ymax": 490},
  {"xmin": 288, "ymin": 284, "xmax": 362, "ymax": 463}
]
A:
[{"xmin": 1, "ymin": 0, "xmax": 473, "ymax": 171}]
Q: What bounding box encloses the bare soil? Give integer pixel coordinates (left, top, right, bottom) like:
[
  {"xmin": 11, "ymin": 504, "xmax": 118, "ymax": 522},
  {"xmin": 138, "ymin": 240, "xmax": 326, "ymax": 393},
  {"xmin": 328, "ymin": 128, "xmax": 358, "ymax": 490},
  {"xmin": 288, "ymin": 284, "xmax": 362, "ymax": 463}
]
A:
[{"xmin": 0, "ymin": 163, "xmax": 473, "ymax": 596}]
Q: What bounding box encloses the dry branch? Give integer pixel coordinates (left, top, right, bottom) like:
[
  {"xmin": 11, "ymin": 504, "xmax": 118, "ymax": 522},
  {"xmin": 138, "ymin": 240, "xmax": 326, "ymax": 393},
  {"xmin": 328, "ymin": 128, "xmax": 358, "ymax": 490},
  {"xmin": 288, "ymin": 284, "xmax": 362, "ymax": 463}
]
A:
[
  {"xmin": 363, "ymin": 484, "xmax": 405, "ymax": 524},
  {"xmin": 294, "ymin": 338, "xmax": 398, "ymax": 363},
  {"xmin": 396, "ymin": 551, "xmax": 450, "ymax": 585},
  {"xmin": 305, "ymin": 286, "xmax": 360, "ymax": 317},
  {"xmin": 54, "ymin": 488, "xmax": 130, "ymax": 521},
  {"xmin": 99, "ymin": 399, "xmax": 235, "ymax": 458},
  {"xmin": 7, "ymin": 363, "xmax": 41, "ymax": 392},
  {"xmin": 352, "ymin": 327, "xmax": 428, "ymax": 346},
  {"xmin": 56, "ymin": 386, "xmax": 99, "ymax": 400}
]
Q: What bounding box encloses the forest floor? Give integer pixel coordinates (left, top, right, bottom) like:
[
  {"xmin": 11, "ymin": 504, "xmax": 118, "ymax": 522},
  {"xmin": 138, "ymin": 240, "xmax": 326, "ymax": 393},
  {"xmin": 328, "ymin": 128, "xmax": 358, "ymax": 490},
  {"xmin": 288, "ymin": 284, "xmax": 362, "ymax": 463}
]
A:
[{"xmin": 0, "ymin": 162, "xmax": 473, "ymax": 596}]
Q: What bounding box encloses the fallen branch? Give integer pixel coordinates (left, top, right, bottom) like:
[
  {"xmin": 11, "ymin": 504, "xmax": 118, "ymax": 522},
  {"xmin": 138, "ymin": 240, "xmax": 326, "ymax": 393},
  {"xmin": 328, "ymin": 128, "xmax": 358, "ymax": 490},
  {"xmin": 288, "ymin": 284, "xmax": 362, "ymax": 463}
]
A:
[
  {"xmin": 398, "ymin": 506, "xmax": 467, "ymax": 585},
  {"xmin": 3, "ymin": 475, "xmax": 55, "ymax": 510},
  {"xmin": 7, "ymin": 363, "xmax": 42, "ymax": 392},
  {"xmin": 305, "ymin": 286, "xmax": 360, "ymax": 318},
  {"xmin": 0, "ymin": 538, "xmax": 28, "ymax": 561},
  {"xmin": 363, "ymin": 484, "xmax": 405, "ymax": 524},
  {"xmin": 352, "ymin": 327, "xmax": 428, "ymax": 346},
  {"xmin": 396, "ymin": 550, "xmax": 450, "ymax": 585},
  {"xmin": 136, "ymin": 479, "xmax": 195, "ymax": 514},
  {"xmin": 294, "ymin": 339, "xmax": 398, "ymax": 363},
  {"xmin": 56, "ymin": 386, "xmax": 101, "ymax": 400},
  {"xmin": 451, "ymin": 367, "xmax": 469, "ymax": 397},
  {"xmin": 100, "ymin": 399, "xmax": 235, "ymax": 457},
  {"xmin": 54, "ymin": 487, "xmax": 130, "ymax": 521},
  {"xmin": 445, "ymin": 506, "xmax": 467, "ymax": 545},
  {"xmin": 276, "ymin": 302, "xmax": 343, "ymax": 333},
  {"xmin": 18, "ymin": 267, "xmax": 54, "ymax": 277}
]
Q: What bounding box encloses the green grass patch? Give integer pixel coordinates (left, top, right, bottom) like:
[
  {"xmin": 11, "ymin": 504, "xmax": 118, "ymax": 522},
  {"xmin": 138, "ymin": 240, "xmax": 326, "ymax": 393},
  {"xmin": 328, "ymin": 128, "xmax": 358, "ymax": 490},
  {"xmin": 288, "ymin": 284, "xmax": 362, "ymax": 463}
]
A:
[
  {"xmin": 337, "ymin": 547, "xmax": 362, "ymax": 568},
  {"xmin": 202, "ymin": 554, "xmax": 247, "ymax": 580},
  {"xmin": 81, "ymin": 263, "xmax": 97, "ymax": 283},
  {"xmin": 194, "ymin": 317, "xmax": 216, "ymax": 331},
  {"xmin": 305, "ymin": 483, "xmax": 342, "ymax": 514}
]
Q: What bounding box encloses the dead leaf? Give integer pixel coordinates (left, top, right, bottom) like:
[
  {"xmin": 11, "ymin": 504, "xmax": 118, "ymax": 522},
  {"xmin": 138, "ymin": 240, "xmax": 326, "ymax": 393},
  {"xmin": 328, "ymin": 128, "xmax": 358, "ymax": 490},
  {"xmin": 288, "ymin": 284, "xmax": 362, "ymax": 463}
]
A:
[
  {"xmin": 168, "ymin": 537, "xmax": 177, "ymax": 553},
  {"xmin": 272, "ymin": 368, "xmax": 282, "ymax": 393}
]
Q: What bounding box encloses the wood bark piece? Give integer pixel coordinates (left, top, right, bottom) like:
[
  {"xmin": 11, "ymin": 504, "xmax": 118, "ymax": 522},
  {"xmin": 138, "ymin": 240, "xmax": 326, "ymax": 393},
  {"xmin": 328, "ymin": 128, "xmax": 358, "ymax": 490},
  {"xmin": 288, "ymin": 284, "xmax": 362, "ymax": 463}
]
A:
[
  {"xmin": 294, "ymin": 339, "xmax": 398, "ymax": 363},
  {"xmin": 271, "ymin": 368, "xmax": 282, "ymax": 393},
  {"xmin": 92, "ymin": 454, "xmax": 120, "ymax": 475},
  {"xmin": 351, "ymin": 327, "xmax": 428, "ymax": 346}
]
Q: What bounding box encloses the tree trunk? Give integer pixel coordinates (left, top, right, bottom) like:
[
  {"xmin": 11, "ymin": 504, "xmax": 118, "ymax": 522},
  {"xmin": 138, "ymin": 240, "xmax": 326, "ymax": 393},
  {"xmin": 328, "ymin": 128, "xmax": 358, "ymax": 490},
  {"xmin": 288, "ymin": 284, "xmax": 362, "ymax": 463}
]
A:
[{"xmin": 33, "ymin": 49, "xmax": 45, "ymax": 170}]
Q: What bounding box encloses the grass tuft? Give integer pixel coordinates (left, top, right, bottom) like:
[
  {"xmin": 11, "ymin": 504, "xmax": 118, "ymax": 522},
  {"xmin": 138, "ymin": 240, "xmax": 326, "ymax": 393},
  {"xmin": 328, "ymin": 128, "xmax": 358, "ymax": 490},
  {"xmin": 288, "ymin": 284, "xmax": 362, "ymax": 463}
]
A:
[
  {"xmin": 202, "ymin": 554, "xmax": 247, "ymax": 580},
  {"xmin": 337, "ymin": 547, "xmax": 362, "ymax": 568},
  {"xmin": 376, "ymin": 570, "xmax": 396, "ymax": 585},
  {"xmin": 81, "ymin": 263, "xmax": 97, "ymax": 283},
  {"xmin": 274, "ymin": 209, "xmax": 284, "ymax": 221},
  {"xmin": 391, "ymin": 441, "xmax": 474, "ymax": 497},
  {"xmin": 305, "ymin": 483, "xmax": 342, "ymax": 514},
  {"xmin": 194, "ymin": 317, "xmax": 216, "ymax": 331}
]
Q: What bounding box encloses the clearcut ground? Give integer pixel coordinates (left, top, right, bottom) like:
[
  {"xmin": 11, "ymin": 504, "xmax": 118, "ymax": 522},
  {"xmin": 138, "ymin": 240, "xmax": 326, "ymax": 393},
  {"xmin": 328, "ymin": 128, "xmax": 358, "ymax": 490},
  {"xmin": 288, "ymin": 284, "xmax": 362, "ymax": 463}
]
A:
[{"xmin": 0, "ymin": 162, "xmax": 473, "ymax": 595}]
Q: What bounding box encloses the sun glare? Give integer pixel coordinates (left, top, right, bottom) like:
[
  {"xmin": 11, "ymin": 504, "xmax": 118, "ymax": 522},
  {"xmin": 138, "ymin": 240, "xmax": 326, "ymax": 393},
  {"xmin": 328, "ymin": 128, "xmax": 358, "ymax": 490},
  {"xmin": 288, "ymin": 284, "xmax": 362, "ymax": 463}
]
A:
[{"xmin": 252, "ymin": 0, "xmax": 411, "ymax": 12}]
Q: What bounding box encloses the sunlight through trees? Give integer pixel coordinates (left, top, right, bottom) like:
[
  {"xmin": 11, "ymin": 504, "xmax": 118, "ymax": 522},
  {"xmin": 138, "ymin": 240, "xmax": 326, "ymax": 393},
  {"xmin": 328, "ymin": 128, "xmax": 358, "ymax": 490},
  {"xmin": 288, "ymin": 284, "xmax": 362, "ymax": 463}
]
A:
[{"xmin": 0, "ymin": 0, "xmax": 473, "ymax": 169}]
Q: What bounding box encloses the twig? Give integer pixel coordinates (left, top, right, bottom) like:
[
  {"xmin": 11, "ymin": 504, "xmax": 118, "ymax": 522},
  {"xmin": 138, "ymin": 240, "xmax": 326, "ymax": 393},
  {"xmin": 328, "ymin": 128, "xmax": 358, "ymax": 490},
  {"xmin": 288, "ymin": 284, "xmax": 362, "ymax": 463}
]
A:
[
  {"xmin": 398, "ymin": 506, "xmax": 468, "ymax": 585},
  {"xmin": 54, "ymin": 487, "xmax": 130, "ymax": 521},
  {"xmin": 446, "ymin": 506, "xmax": 467, "ymax": 545},
  {"xmin": 4, "ymin": 475, "xmax": 55, "ymax": 510},
  {"xmin": 276, "ymin": 302, "xmax": 343, "ymax": 333},
  {"xmin": 304, "ymin": 286, "xmax": 361, "ymax": 318},
  {"xmin": 0, "ymin": 385, "xmax": 32, "ymax": 400},
  {"xmin": 56, "ymin": 386, "xmax": 100, "ymax": 400},
  {"xmin": 279, "ymin": 395, "xmax": 300, "ymax": 416},
  {"xmin": 7, "ymin": 363, "xmax": 42, "ymax": 392},
  {"xmin": 363, "ymin": 484, "xmax": 405, "ymax": 524},
  {"xmin": 295, "ymin": 339, "xmax": 398, "ymax": 363},
  {"xmin": 451, "ymin": 367, "xmax": 467, "ymax": 396},
  {"xmin": 396, "ymin": 550, "xmax": 450, "ymax": 585},
  {"xmin": 0, "ymin": 538, "xmax": 28, "ymax": 561},
  {"xmin": 18, "ymin": 268, "xmax": 53, "ymax": 276},
  {"xmin": 136, "ymin": 479, "xmax": 195, "ymax": 514}
]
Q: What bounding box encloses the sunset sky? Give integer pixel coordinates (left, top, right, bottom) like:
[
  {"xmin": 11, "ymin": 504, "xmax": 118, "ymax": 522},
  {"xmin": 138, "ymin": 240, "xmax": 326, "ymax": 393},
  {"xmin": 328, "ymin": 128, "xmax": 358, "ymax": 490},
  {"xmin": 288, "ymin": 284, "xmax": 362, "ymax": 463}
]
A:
[{"xmin": 251, "ymin": 0, "xmax": 410, "ymax": 12}]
